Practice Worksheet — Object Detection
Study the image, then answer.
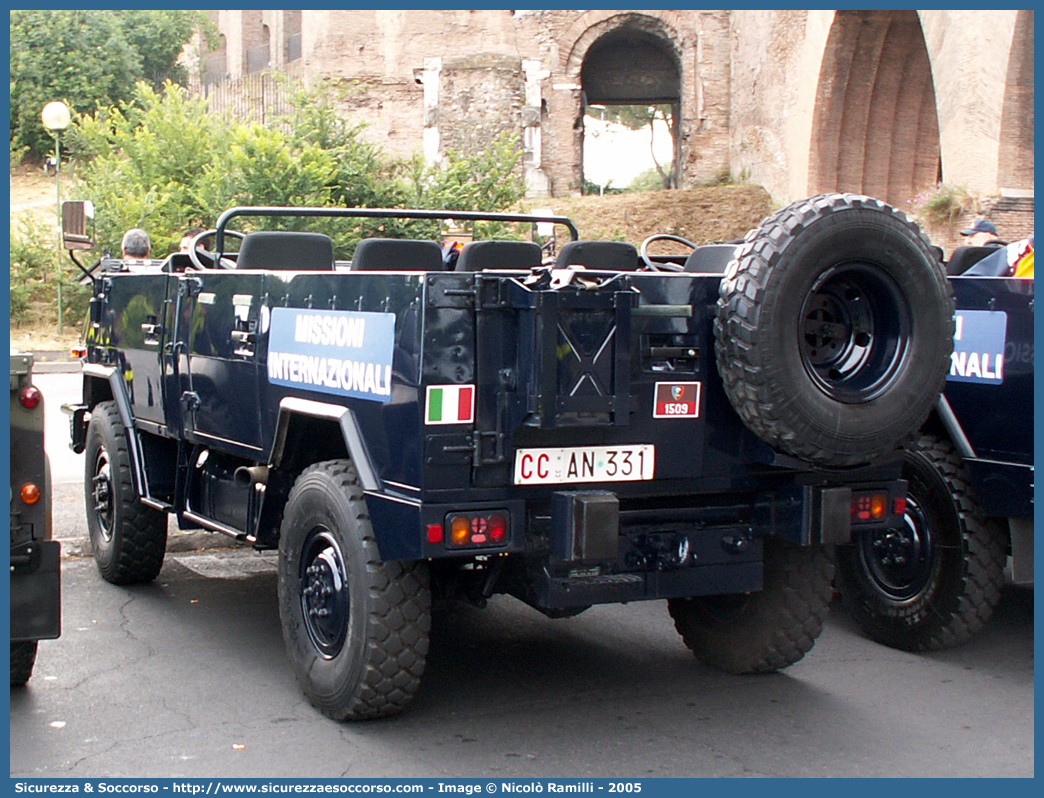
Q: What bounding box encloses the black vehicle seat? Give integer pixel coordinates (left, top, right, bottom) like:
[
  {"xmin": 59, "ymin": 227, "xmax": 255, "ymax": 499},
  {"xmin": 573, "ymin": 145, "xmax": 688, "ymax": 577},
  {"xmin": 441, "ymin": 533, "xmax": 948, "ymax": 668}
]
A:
[
  {"xmin": 555, "ymin": 240, "xmax": 639, "ymax": 271},
  {"xmin": 946, "ymin": 245, "xmax": 1002, "ymax": 276},
  {"xmin": 351, "ymin": 238, "xmax": 444, "ymax": 271},
  {"xmin": 235, "ymin": 231, "xmax": 334, "ymax": 271},
  {"xmin": 455, "ymin": 240, "xmax": 542, "ymax": 272},
  {"xmin": 683, "ymin": 243, "xmax": 738, "ymax": 273}
]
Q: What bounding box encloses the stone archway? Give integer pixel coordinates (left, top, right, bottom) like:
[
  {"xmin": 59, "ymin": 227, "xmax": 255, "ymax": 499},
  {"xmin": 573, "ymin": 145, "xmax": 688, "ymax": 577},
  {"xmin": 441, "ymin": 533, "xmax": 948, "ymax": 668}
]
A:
[
  {"xmin": 808, "ymin": 10, "xmax": 940, "ymax": 207},
  {"xmin": 562, "ymin": 12, "xmax": 685, "ymax": 194},
  {"xmin": 579, "ymin": 27, "xmax": 681, "ymax": 191}
]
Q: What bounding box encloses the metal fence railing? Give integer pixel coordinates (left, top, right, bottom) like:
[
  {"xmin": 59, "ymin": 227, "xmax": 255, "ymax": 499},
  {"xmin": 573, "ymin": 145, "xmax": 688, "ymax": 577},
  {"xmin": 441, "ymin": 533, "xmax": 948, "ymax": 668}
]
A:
[{"xmin": 201, "ymin": 67, "xmax": 303, "ymax": 125}]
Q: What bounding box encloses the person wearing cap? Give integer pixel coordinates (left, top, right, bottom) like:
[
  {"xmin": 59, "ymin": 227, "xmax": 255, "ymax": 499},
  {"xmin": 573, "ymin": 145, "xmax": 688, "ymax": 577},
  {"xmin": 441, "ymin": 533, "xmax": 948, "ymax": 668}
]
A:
[
  {"xmin": 960, "ymin": 218, "xmax": 1007, "ymax": 249},
  {"xmin": 964, "ymin": 233, "xmax": 1034, "ymax": 279}
]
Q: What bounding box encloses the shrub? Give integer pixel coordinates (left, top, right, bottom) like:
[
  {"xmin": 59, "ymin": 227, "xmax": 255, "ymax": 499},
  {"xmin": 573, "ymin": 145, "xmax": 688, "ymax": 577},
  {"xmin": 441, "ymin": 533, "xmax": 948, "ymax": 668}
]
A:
[
  {"xmin": 908, "ymin": 183, "xmax": 976, "ymax": 229},
  {"xmin": 69, "ymin": 80, "xmax": 527, "ymax": 261},
  {"xmin": 10, "ymin": 217, "xmax": 58, "ymax": 324},
  {"xmin": 627, "ymin": 168, "xmax": 666, "ymax": 193}
]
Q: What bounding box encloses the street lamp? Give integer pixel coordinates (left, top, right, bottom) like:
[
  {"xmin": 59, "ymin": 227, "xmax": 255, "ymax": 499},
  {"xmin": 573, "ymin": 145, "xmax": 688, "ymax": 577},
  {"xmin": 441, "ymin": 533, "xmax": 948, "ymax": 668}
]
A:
[{"xmin": 42, "ymin": 100, "xmax": 71, "ymax": 334}]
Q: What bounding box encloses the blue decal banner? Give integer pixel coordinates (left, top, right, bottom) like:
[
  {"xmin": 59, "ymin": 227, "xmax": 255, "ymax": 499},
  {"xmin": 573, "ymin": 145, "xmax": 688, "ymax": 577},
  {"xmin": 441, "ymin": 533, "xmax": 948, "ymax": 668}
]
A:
[
  {"xmin": 266, "ymin": 308, "xmax": 396, "ymax": 402},
  {"xmin": 948, "ymin": 310, "xmax": 1007, "ymax": 385}
]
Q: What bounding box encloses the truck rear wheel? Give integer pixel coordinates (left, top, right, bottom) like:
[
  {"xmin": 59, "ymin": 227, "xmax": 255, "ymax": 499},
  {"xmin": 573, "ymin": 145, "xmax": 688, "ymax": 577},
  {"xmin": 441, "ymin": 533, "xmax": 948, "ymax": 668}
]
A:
[
  {"xmin": 668, "ymin": 540, "xmax": 833, "ymax": 673},
  {"xmin": 277, "ymin": 460, "xmax": 431, "ymax": 721},
  {"xmin": 10, "ymin": 641, "xmax": 37, "ymax": 687},
  {"xmin": 84, "ymin": 401, "xmax": 167, "ymax": 584},
  {"xmin": 835, "ymin": 434, "xmax": 1007, "ymax": 650},
  {"xmin": 715, "ymin": 194, "xmax": 954, "ymax": 467}
]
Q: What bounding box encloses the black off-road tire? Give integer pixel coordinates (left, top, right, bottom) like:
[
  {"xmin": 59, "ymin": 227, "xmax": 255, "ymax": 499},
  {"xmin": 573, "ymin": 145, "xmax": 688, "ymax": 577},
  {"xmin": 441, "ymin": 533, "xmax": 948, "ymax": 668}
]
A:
[
  {"xmin": 715, "ymin": 193, "xmax": 954, "ymax": 467},
  {"xmin": 10, "ymin": 641, "xmax": 38, "ymax": 687},
  {"xmin": 84, "ymin": 401, "xmax": 167, "ymax": 584},
  {"xmin": 835, "ymin": 434, "xmax": 1007, "ymax": 651},
  {"xmin": 277, "ymin": 460, "xmax": 431, "ymax": 721},
  {"xmin": 668, "ymin": 539, "xmax": 834, "ymax": 674}
]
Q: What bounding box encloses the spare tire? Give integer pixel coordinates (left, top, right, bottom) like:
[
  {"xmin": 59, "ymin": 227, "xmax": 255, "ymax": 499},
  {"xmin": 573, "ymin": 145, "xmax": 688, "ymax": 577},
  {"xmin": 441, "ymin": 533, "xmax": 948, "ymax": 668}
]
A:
[{"xmin": 714, "ymin": 193, "xmax": 954, "ymax": 468}]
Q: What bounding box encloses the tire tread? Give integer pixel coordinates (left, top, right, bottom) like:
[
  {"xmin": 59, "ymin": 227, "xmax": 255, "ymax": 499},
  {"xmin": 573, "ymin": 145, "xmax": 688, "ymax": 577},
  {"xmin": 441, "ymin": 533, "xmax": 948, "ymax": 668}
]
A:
[
  {"xmin": 837, "ymin": 434, "xmax": 1007, "ymax": 651},
  {"xmin": 281, "ymin": 460, "xmax": 430, "ymax": 721},
  {"xmin": 715, "ymin": 193, "xmax": 953, "ymax": 467},
  {"xmin": 669, "ymin": 541, "xmax": 833, "ymax": 674},
  {"xmin": 10, "ymin": 641, "xmax": 38, "ymax": 687},
  {"xmin": 86, "ymin": 401, "xmax": 167, "ymax": 585}
]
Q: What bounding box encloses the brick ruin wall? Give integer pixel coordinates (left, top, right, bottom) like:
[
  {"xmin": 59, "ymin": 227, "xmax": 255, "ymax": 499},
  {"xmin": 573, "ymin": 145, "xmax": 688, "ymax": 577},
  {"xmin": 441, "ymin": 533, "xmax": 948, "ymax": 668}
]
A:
[{"xmin": 202, "ymin": 9, "xmax": 1032, "ymax": 245}]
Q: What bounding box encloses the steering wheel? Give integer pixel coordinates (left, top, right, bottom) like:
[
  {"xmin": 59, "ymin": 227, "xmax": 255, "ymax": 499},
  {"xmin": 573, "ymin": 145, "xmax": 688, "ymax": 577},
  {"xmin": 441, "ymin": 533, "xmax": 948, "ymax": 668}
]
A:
[
  {"xmin": 186, "ymin": 229, "xmax": 245, "ymax": 270},
  {"xmin": 639, "ymin": 233, "xmax": 698, "ymax": 272}
]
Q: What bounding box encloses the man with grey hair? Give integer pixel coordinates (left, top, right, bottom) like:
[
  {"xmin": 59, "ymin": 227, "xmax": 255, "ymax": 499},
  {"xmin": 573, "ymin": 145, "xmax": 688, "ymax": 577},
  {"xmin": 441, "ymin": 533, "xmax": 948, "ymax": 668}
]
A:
[{"xmin": 121, "ymin": 228, "xmax": 151, "ymax": 262}]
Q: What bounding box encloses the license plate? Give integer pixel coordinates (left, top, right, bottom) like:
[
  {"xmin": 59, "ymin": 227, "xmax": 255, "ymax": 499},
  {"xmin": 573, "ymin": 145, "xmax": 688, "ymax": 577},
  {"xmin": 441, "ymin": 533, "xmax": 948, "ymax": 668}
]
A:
[{"xmin": 513, "ymin": 445, "xmax": 655, "ymax": 485}]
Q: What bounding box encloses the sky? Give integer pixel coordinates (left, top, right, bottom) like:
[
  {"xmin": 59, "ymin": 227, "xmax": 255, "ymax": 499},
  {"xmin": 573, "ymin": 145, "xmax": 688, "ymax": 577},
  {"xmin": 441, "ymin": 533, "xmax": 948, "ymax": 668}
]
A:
[{"xmin": 582, "ymin": 113, "xmax": 674, "ymax": 189}]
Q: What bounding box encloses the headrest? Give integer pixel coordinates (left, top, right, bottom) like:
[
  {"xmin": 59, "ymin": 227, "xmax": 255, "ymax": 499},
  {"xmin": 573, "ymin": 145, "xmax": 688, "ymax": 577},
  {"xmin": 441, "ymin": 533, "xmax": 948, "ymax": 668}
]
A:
[
  {"xmin": 455, "ymin": 240, "xmax": 543, "ymax": 271},
  {"xmin": 235, "ymin": 231, "xmax": 334, "ymax": 271},
  {"xmin": 555, "ymin": 240, "xmax": 638, "ymax": 271},
  {"xmin": 946, "ymin": 245, "xmax": 1000, "ymax": 276},
  {"xmin": 683, "ymin": 244, "xmax": 738, "ymax": 273},
  {"xmin": 351, "ymin": 238, "xmax": 444, "ymax": 271}
]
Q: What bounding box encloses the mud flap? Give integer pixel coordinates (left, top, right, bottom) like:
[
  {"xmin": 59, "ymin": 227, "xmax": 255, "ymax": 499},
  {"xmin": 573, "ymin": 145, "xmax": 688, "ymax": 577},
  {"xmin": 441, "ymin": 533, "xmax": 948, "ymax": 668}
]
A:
[{"xmin": 10, "ymin": 539, "xmax": 61, "ymax": 641}]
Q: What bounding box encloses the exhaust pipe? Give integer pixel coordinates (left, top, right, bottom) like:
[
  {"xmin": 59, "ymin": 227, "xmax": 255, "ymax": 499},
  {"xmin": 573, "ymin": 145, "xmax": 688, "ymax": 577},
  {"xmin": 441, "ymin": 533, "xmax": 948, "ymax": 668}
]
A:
[{"xmin": 234, "ymin": 465, "xmax": 268, "ymax": 488}]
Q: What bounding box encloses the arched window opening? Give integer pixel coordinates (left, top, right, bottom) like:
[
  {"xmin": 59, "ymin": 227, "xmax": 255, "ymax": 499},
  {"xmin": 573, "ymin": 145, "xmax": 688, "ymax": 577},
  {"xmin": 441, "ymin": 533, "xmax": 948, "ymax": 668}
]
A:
[
  {"xmin": 243, "ymin": 12, "xmax": 269, "ymax": 74},
  {"xmin": 580, "ymin": 28, "xmax": 680, "ymax": 194},
  {"xmin": 284, "ymin": 11, "xmax": 302, "ymax": 63}
]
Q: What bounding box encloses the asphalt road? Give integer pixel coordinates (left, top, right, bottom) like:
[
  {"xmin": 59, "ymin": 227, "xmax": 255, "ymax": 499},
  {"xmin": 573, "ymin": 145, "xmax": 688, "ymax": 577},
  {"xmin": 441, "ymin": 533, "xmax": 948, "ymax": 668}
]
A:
[
  {"xmin": 12, "ymin": 370, "xmax": 1035, "ymax": 778},
  {"xmin": 9, "ymin": 553, "xmax": 1035, "ymax": 778}
]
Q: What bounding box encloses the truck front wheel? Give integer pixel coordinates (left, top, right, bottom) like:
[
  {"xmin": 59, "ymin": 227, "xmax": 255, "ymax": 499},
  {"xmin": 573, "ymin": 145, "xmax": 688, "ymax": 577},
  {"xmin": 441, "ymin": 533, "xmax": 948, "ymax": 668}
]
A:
[
  {"xmin": 84, "ymin": 401, "xmax": 167, "ymax": 584},
  {"xmin": 668, "ymin": 540, "xmax": 833, "ymax": 673},
  {"xmin": 277, "ymin": 460, "xmax": 431, "ymax": 721},
  {"xmin": 835, "ymin": 434, "xmax": 1007, "ymax": 650}
]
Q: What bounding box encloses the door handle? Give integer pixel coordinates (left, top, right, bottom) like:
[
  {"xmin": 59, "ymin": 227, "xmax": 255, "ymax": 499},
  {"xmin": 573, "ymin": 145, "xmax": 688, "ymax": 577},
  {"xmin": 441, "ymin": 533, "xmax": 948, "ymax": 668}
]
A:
[
  {"xmin": 141, "ymin": 322, "xmax": 162, "ymax": 345},
  {"xmin": 231, "ymin": 329, "xmax": 255, "ymax": 357}
]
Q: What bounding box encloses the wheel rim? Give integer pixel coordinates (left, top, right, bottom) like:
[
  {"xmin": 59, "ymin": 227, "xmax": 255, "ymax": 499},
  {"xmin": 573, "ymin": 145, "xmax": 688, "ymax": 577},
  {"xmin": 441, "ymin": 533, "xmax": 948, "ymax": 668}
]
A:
[
  {"xmin": 799, "ymin": 263, "xmax": 911, "ymax": 403},
  {"xmin": 858, "ymin": 495, "xmax": 934, "ymax": 601},
  {"xmin": 91, "ymin": 449, "xmax": 115, "ymax": 543},
  {"xmin": 299, "ymin": 528, "xmax": 349, "ymax": 659}
]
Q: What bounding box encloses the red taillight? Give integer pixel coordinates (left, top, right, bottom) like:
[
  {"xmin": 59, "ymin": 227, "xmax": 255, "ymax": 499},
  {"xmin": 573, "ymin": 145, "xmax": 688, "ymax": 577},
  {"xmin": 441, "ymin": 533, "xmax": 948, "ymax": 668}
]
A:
[
  {"xmin": 851, "ymin": 492, "xmax": 889, "ymax": 522},
  {"xmin": 488, "ymin": 514, "xmax": 507, "ymax": 544},
  {"xmin": 21, "ymin": 483, "xmax": 41, "ymax": 505},
  {"xmin": 427, "ymin": 523, "xmax": 443, "ymax": 544},
  {"xmin": 70, "ymin": 346, "xmax": 87, "ymax": 359},
  {"xmin": 893, "ymin": 497, "xmax": 907, "ymax": 517},
  {"xmin": 19, "ymin": 385, "xmax": 41, "ymax": 410},
  {"xmin": 445, "ymin": 511, "xmax": 509, "ymax": 547}
]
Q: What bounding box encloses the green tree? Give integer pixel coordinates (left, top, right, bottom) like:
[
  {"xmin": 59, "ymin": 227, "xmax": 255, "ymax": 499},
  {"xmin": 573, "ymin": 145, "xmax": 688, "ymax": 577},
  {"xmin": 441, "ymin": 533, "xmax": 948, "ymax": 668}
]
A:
[
  {"xmin": 10, "ymin": 10, "xmax": 205, "ymax": 159},
  {"xmin": 627, "ymin": 167, "xmax": 666, "ymax": 192},
  {"xmin": 71, "ymin": 80, "xmax": 527, "ymax": 259},
  {"xmin": 72, "ymin": 82, "xmax": 230, "ymax": 256},
  {"xmin": 118, "ymin": 10, "xmax": 205, "ymax": 89}
]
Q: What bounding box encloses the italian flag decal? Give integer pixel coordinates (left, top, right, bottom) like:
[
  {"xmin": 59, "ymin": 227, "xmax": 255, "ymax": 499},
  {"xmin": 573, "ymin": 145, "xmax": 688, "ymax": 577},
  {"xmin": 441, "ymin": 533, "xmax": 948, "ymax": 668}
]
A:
[{"xmin": 425, "ymin": 384, "xmax": 475, "ymax": 425}]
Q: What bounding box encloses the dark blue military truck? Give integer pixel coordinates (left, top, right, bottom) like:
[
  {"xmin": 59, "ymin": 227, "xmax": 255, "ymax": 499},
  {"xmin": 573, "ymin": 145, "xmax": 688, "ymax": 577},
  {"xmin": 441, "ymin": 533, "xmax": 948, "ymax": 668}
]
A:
[
  {"xmin": 63, "ymin": 193, "xmax": 954, "ymax": 719},
  {"xmin": 836, "ymin": 270, "xmax": 1033, "ymax": 650},
  {"xmin": 10, "ymin": 352, "xmax": 61, "ymax": 686}
]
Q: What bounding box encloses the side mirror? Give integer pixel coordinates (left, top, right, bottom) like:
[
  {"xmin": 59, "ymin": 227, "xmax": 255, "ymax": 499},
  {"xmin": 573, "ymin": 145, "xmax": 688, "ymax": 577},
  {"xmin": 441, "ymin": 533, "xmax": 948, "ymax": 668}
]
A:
[{"xmin": 62, "ymin": 200, "xmax": 95, "ymax": 251}]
